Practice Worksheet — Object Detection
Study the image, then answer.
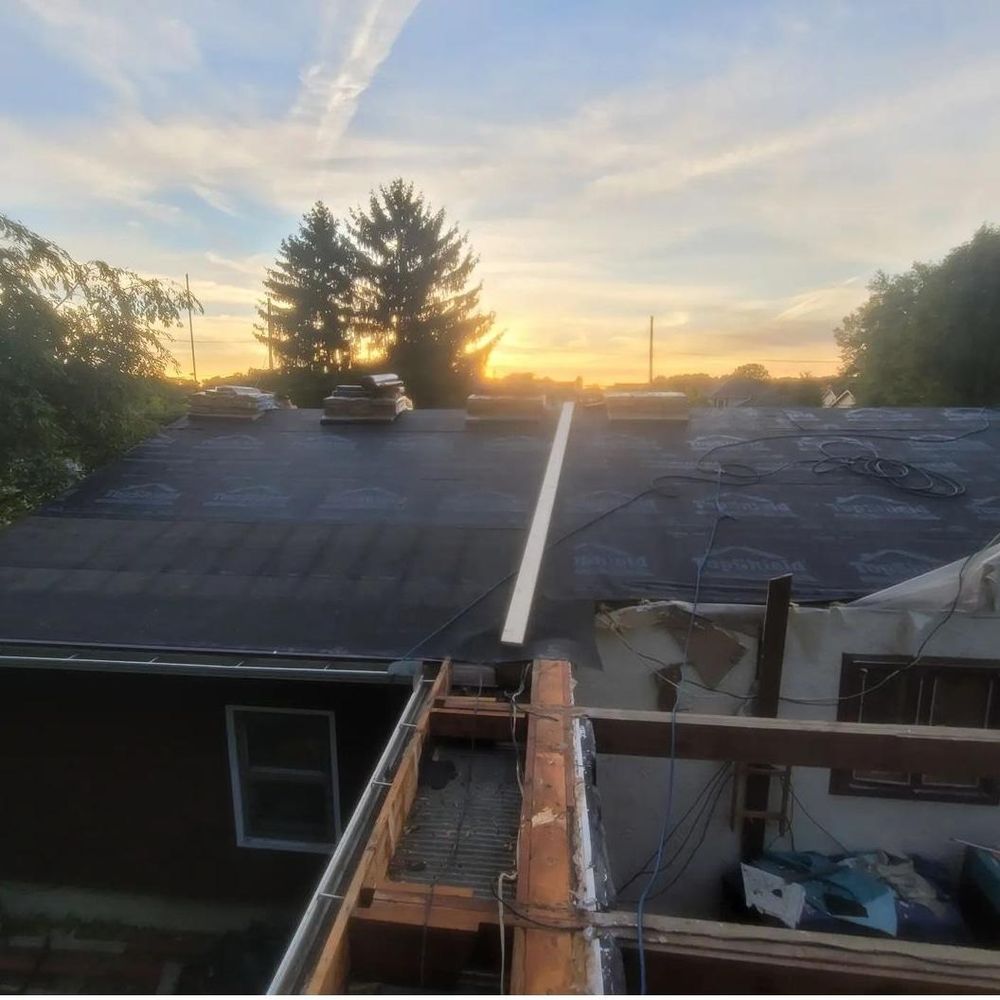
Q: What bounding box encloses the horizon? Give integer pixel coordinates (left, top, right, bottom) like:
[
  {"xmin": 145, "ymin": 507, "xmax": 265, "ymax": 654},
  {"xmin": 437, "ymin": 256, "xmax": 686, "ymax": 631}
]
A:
[{"xmin": 4, "ymin": 1, "xmax": 1000, "ymax": 381}]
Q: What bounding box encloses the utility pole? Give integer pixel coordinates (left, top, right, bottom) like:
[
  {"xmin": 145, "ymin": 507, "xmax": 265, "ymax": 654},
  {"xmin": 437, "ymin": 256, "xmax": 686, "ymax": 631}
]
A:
[
  {"xmin": 267, "ymin": 296, "xmax": 274, "ymax": 371},
  {"xmin": 648, "ymin": 314, "xmax": 654, "ymax": 385},
  {"xmin": 185, "ymin": 273, "xmax": 198, "ymax": 384}
]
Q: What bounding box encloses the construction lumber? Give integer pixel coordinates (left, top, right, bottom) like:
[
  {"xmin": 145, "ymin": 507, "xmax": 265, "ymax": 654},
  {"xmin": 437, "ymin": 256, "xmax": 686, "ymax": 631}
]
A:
[
  {"xmin": 304, "ymin": 661, "xmax": 452, "ymax": 995},
  {"xmin": 599, "ymin": 912, "xmax": 1000, "ymax": 994},
  {"xmin": 742, "ymin": 573, "xmax": 791, "ymax": 859},
  {"xmin": 501, "ymin": 402, "xmax": 575, "ymax": 646},
  {"xmin": 585, "ymin": 707, "xmax": 1000, "ymax": 773},
  {"xmin": 429, "ymin": 702, "xmax": 1000, "ymax": 774},
  {"xmin": 509, "ymin": 659, "xmax": 589, "ymax": 994}
]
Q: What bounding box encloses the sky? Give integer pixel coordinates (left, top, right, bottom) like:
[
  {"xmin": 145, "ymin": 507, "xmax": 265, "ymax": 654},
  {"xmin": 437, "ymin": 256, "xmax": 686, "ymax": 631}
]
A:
[{"xmin": 3, "ymin": 0, "xmax": 1000, "ymax": 383}]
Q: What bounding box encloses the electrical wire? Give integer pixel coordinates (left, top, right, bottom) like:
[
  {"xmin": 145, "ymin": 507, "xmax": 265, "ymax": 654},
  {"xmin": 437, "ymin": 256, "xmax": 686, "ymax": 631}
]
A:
[
  {"xmin": 778, "ymin": 532, "xmax": 1000, "ymax": 707},
  {"xmin": 635, "ymin": 468, "xmax": 724, "ymax": 994},
  {"xmin": 788, "ymin": 782, "xmax": 850, "ymax": 854},
  {"xmin": 402, "ymin": 413, "xmax": 993, "ymax": 659},
  {"xmin": 646, "ymin": 764, "xmax": 735, "ymax": 901},
  {"xmin": 615, "ymin": 762, "xmax": 733, "ymax": 894}
]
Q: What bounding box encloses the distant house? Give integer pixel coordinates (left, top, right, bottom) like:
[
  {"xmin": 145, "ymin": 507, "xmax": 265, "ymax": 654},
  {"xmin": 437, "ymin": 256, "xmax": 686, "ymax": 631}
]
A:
[{"xmin": 822, "ymin": 385, "xmax": 857, "ymax": 408}]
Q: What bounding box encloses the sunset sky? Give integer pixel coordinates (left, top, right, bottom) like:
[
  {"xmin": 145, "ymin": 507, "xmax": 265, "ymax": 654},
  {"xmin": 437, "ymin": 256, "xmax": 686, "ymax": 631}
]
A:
[{"xmin": 4, "ymin": 0, "xmax": 1000, "ymax": 382}]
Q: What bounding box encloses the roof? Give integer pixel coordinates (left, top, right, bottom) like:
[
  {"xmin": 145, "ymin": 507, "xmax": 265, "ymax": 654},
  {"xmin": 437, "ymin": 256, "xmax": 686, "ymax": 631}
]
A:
[{"xmin": 0, "ymin": 406, "xmax": 997, "ymax": 666}]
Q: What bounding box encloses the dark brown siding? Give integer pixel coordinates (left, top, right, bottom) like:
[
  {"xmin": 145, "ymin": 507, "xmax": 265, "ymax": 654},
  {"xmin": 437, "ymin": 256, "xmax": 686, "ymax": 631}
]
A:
[{"xmin": 0, "ymin": 668, "xmax": 407, "ymax": 905}]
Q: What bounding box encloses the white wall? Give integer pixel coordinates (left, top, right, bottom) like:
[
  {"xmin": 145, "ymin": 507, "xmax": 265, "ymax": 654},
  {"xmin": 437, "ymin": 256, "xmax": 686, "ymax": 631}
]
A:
[
  {"xmin": 777, "ymin": 606, "xmax": 1000, "ymax": 872},
  {"xmin": 583, "ymin": 612, "xmax": 757, "ymax": 917},
  {"xmin": 589, "ymin": 604, "xmax": 1000, "ymax": 917}
]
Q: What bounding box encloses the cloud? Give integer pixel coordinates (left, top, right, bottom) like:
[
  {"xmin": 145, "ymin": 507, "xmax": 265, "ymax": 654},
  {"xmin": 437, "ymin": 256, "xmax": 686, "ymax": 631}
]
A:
[{"xmin": 17, "ymin": 0, "xmax": 200, "ymax": 104}]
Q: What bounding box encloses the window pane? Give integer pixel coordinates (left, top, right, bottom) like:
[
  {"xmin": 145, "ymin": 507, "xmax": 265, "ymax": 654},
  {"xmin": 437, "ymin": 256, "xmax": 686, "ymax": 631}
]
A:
[
  {"xmin": 923, "ymin": 674, "xmax": 992, "ymax": 787},
  {"xmin": 240, "ymin": 711, "xmax": 331, "ymax": 773},
  {"xmin": 854, "ymin": 667, "xmax": 913, "ymax": 785},
  {"xmin": 245, "ymin": 778, "xmax": 333, "ymax": 843}
]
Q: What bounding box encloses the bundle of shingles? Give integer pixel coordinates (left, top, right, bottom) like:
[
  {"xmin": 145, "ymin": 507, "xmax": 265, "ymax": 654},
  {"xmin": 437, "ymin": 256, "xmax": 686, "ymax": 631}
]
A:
[
  {"xmin": 321, "ymin": 373, "xmax": 413, "ymax": 424},
  {"xmin": 189, "ymin": 385, "xmax": 279, "ymax": 420}
]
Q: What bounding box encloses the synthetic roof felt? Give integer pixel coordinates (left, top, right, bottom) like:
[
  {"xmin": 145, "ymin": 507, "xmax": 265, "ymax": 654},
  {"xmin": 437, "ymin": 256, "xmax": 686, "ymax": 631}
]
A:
[{"xmin": 0, "ymin": 406, "xmax": 996, "ymax": 666}]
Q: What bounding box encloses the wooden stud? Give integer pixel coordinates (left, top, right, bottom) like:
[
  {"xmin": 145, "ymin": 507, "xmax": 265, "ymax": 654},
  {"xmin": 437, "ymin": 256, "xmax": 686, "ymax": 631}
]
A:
[{"xmin": 742, "ymin": 573, "xmax": 791, "ymax": 859}]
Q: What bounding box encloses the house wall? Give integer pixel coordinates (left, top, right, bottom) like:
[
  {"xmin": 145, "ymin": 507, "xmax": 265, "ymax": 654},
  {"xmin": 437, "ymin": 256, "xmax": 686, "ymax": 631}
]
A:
[
  {"xmin": 0, "ymin": 668, "xmax": 408, "ymax": 907},
  {"xmin": 591, "ymin": 605, "xmax": 1000, "ymax": 919}
]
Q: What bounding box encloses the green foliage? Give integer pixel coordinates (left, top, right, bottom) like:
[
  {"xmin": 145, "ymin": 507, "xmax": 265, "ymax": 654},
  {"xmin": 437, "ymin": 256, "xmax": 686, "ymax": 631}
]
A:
[
  {"xmin": 731, "ymin": 362, "xmax": 770, "ymax": 381},
  {"xmin": 260, "ymin": 180, "xmax": 501, "ymax": 406},
  {"xmin": 0, "ymin": 214, "xmax": 195, "ymax": 523},
  {"xmin": 350, "ymin": 179, "xmax": 500, "ymax": 405},
  {"xmin": 257, "ymin": 202, "xmax": 354, "ymax": 373},
  {"xmin": 836, "ymin": 224, "xmax": 1000, "ymax": 405}
]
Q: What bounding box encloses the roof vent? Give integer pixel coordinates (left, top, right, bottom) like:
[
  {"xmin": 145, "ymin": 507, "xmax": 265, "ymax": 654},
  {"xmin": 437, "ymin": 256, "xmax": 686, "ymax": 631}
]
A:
[
  {"xmin": 465, "ymin": 394, "xmax": 546, "ymax": 424},
  {"xmin": 604, "ymin": 390, "xmax": 689, "ymax": 422},
  {"xmin": 321, "ymin": 373, "xmax": 413, "ymax": 424},
  {"xmin": 189, "ymin": 385, "xmax": 279, "ymax": 421}
]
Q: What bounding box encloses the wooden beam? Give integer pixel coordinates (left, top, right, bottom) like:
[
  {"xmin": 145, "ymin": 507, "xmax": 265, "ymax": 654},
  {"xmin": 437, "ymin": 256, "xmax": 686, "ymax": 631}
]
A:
[
  {"xmin": 430, "ymin": 701, "xmax": 1000, "ymax": 774},
  {"xmin": 600, "ymin": 912, "xmax": 1000, "ymax": 994},
  {"xmin": 501, "ymin": 402, "xmax": 575, "ymax": 646},
  {"xmin": 586, "ymin": 707, "xmax": 1000, "ymax": 772},
  {"xmin": 304, "ymin": 662, "xmax": 452, "ymax": 995},
  {"xmin": 509, "ymin": 659, "xmax": 589, "ymax": 994},
  {"xmin": 742, "ymin": 574, "xmax": 791, "ymax": 859}
]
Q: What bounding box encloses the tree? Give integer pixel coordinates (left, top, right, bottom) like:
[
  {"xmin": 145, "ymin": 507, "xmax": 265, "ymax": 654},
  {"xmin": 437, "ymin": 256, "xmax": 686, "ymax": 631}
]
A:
[
  {"xmin": 258, "ymin": 202, "xmax": 354, "ymax": 374},
  {"xmin": 350, "ymin": 179, "xmax": 500, "ymax": 405},
  {"xmin": 0, "ymin": 214, "xmax": 194, "ymax": 521},
  {"xmin": 731, "ymin": 363, "xmax": 770, "ymax": 381},
  {"xmin": 836, "ymin": 225, "xmax": 1000, "ymax": 405}
]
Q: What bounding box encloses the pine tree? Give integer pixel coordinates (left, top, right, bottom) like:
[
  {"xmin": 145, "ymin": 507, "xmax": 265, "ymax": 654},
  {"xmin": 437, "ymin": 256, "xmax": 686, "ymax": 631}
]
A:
[
  {"xmin": 349, "ymin": 179, "xmax": 500, "ymax": 404},
  {"xmin": 257, "ymin": 202, "xmax": 354, "ymax": 373}
]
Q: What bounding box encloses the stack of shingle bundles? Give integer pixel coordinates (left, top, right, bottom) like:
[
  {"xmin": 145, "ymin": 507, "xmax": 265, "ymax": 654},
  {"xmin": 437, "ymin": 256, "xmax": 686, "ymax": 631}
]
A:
[
  {"xmin": 321, "ymin": 373, "xmax": 413, "ymax": 423},
  {"xmin": 465, "ymin": 394, "xmax": 546, "ymax": 423},
  {"xmin": 189, "ymin": 385, "xmax": 279, "ymax": 420},
  {"xmin": 604, "ymin": 390, "xmax": 689, "ymax": 422}
]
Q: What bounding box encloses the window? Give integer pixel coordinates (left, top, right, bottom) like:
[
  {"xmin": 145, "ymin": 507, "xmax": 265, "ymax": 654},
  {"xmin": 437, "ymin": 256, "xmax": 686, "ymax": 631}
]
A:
[
  {"xmin": 226, "ymin": 706, "xmax": 341, "ymax": 852},
  {"xmin": 830, "ymin": 656, "xmax": 1000, "ymax": 804}
]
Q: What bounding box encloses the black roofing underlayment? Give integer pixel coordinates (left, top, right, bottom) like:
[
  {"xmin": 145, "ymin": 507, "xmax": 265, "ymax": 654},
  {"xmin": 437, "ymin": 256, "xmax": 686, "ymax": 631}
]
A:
[{"xmin": 0, "ymin": 406, "xmax": 997, "ymax": 667}]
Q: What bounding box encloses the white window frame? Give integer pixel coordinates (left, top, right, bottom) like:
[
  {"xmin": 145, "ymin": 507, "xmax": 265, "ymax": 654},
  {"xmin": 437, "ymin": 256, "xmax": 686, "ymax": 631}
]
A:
[{"xmin": 225, "ymin": 705, "xmax": 342, "ymax": 854}]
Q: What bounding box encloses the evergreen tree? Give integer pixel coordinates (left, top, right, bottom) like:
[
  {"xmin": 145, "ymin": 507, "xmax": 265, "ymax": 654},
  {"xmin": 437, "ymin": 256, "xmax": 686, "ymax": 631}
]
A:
[
  {"xmin": 258, "ymin": 202, "xmax": 354, "ymax": 373},
  {"xmin": 349, "ymin": 179, "xmax": 500, "ymax": 404}
]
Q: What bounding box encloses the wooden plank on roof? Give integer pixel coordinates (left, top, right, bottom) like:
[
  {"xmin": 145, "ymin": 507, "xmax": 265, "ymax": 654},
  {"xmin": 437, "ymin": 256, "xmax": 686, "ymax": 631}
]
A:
[{"xmin": 501, "ymin": 402, "xmax": 575, "ymax": 646}]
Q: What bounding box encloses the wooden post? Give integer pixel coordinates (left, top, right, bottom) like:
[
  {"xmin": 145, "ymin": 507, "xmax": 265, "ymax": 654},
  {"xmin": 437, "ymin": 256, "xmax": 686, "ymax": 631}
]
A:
[
  {"xmin": 741, "ymin": 574, "xmax": 792, "ymax": 859},
  {"xmin": 185, "ymin": 273, "xmax": 197, "ymax": 383}
]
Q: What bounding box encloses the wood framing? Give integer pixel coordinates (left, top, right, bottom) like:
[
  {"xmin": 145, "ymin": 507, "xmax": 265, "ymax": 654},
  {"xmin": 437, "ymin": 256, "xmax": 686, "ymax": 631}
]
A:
[
  {"xmin": 741, "ymin": 573, "xmax": 791, "ymax": 858},
  {"xmin": 429, "ymin": 700, "xmax": 1000, "ymax": 774},
  {"xmin": 304, "ymin": 661, "xmax": 452, "ymax": 994},
  {"xmin": 602, "ymin": 912, "xmax": 1000, "ymax": 993},
  {"xmin": 288, "ymin": 658, "xmax": 1000, "ymax": 995},
  {"xmin": 509, "ymin": 659, "xmax": 590, "ymax": 994},
  {"xmin": 501, "ymin": 402, "xmax": 575, "ymax": 646}
]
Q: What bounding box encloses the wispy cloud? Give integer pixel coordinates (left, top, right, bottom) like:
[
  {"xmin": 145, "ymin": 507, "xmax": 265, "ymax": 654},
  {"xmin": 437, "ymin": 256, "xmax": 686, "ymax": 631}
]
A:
[{"xmin": 17, "ymin": 0, "xmax": 199, "ymax": 104}]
